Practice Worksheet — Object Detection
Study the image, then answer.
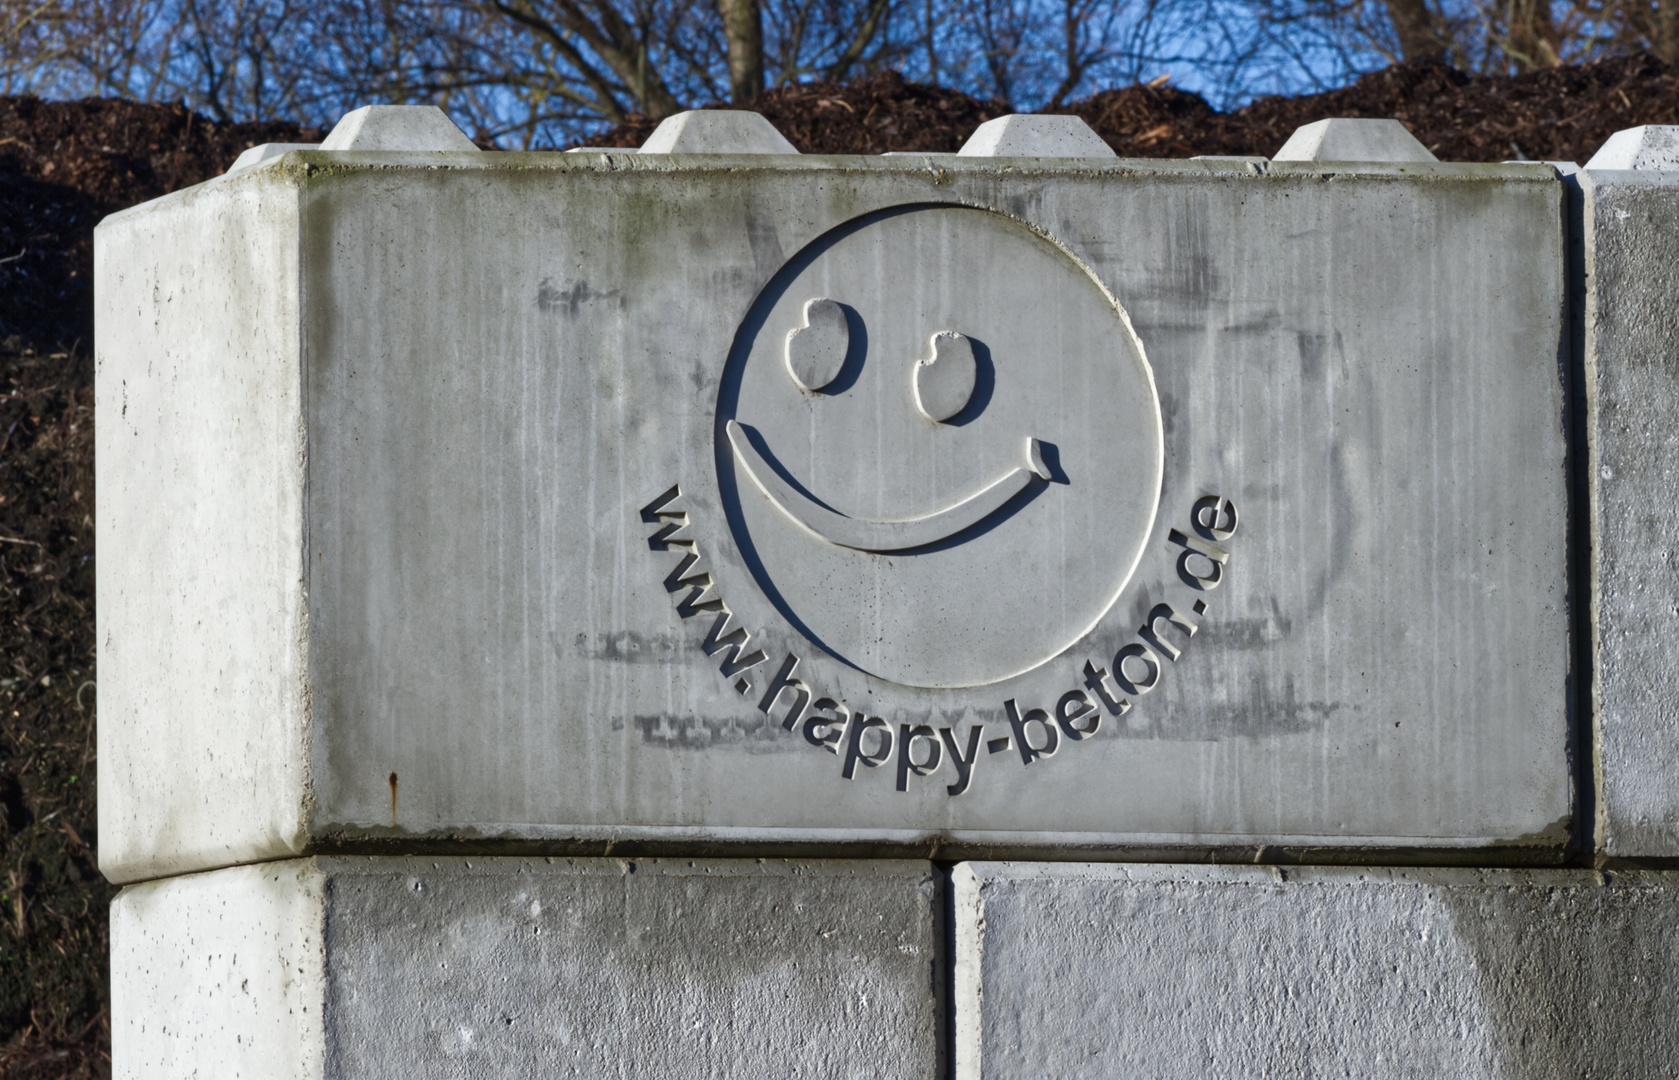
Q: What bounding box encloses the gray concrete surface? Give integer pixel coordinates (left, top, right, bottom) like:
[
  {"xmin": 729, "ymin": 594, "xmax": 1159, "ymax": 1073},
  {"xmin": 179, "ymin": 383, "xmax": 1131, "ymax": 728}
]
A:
[
  {"xmin": 96, "ymin": 153, "xmax": 1570, "ymax": 881},
  {"xmin": 113, "ymin": 856, "xmax": 941, "ymax": 1079},
  {"xmin": 1272, "ymin": 117, "xmax": 1438, "ymax": 162},
  {"xmin": 1581, "ymin": 167, "xmax": 1679, "ymax": 859},
  {"xmin": 957, "ymin": 115, "xmax": 1116, "ymax": 157},
  {"xmin": 953, "ymin": 862, "xmax": 1679, "ymax": 1079}
]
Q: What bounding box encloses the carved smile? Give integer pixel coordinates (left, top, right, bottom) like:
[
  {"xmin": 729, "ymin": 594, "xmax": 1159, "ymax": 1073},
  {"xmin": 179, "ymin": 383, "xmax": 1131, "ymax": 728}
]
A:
[{"xmin": 726, "ymin": 419, "xmax": 1051, "ymax": 553}]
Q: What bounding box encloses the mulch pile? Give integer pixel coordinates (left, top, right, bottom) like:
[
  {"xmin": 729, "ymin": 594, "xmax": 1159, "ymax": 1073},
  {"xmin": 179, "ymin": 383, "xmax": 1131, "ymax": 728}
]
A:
[
  {"xmin": 0, "ymin": 98, "xmax": 321, "ymax": 351},
  {"xmin": 1, "ymin": 52, "xmax": 1676, "ymax": 1077},
  {"xmin": 585, "ymin": 52, "xmax": 1679, "ymax": 163},
  {"xmin": 1069, "ymin": 51, "xmax": 1679, "ymax": 162},
  {"xmin": 578, "ymin": 70, "xmax": 1012, "ymax": 152},
  {"xmin": 0, "ymin": 99, "xmax": 319, "ymax": 1078}
]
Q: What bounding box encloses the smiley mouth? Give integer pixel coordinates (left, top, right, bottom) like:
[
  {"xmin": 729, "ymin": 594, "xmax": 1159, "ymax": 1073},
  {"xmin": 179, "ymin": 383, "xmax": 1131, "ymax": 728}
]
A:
[{"xmin": 726, "ymin": 419, "xmax": 1051, "ymax": 553}]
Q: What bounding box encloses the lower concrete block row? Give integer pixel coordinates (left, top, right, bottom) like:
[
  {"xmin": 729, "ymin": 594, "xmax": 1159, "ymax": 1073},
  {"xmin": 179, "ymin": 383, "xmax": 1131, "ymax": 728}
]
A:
[
  {"xmin": 113, "ymin": 857, "xmax": 944, "ymax": 1079},
  {"xmin": 114, "ymin": 858, "xmax": 1679, "ymax": 1078},
  {"xmin": 955, "ymin": 862, "xmax": 1679, "ymax": 1079}
]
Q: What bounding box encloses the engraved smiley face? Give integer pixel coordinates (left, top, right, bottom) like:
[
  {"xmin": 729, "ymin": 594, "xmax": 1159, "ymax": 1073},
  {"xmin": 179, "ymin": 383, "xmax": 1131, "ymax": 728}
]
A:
[
  {"xmin": 728, "ymin": 311, "xmax": 1051, "ymax": 553},
  {"xmin": 716, "ymin": 205, "xmax": 1163, "ymax": 689}
]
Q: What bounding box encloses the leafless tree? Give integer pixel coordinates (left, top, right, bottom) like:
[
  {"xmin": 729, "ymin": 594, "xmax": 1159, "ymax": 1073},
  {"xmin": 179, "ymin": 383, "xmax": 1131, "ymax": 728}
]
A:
[{"xmin": 5, "ymin": 0, "xmax": 1673, "ymax": 145}]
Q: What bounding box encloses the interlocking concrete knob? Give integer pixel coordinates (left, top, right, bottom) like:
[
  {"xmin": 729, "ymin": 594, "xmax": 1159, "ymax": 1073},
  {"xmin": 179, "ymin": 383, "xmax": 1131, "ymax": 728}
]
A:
[
  {"xmin": 225, "ymin": 142, "xmax": 320, "ymax": 175},
  {"xmin": 1273, "ymin": 118, "xmax": 1437, "ymax": 163},
  {"xmin": 320, "ymin": 105, "xmax": 479, "ymax": 152},
  {"xmin": 639, "ymin": 111, "xmax": 800, "ymax": 154},
  {"xmin": 957, "ymin": 115, "xmax": 1117, "ymax": 158},
  {"xmin": 1586, "ymin": 125, "xmax": 1679, "ymax": 170}
]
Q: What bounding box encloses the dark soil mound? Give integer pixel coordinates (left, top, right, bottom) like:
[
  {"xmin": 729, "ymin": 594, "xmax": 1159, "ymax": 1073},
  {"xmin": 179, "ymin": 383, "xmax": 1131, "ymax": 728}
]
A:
[
  {"xmin": 0, "ymin": 99, "xmax": 319, "ymax": 1076},
  {"xmin": 1129, "ymin": 52, "xmax": 1679, "ymax": 163},
  {"xmin": 586, "ymin": 52, "xmax": 1679, "ymax": 165},
  {"xmin": 3, "ymin": 53, "xmax": 1677, "ymax": 1076},
  {"xmin": 578, "ymin": 69, "xmax": 1011, "ymax": 152},
  {"xmin": 0, "ymin": 98, "xmax": 320, "ymax": 353}
]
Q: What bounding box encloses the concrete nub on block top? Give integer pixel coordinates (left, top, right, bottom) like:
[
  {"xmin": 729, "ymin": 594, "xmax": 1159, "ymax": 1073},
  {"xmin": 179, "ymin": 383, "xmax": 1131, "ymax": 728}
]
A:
[
  {"xmin": 1272, "ymin": 117, "xmax": 1438, "ymax": 162},
  {"xmin": 113, "ymin": 856, "xmax": 942, "ymax": 1080},
  {"xmin": 226, "ymin": 142, "xmax": 321, "ymax": 174},
  {"xmin": 639, "ymin": 109, "xmax": 800, "ymax": 153},
  {"xmin": 319, "ymin": 105, "xmax": 479, "ymax": 152},
  {"xmin": 957, "ymin": 115, "xmax": 1117, "ymax": 158},
  {"xmin": 1580, "ymin": 167, "xmax": 1679, "ymax": 858},
  {"xmin": 953, "ymin": 862, "xmax": 1679, "ymax": 1080},
  {"xmin": 1585, "ymin": 124, "xmax": 1679, "ymax": 170}
]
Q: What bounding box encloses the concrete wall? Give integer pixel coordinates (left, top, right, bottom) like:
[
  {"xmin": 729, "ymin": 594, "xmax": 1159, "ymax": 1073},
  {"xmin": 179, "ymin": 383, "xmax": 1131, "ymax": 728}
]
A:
[
  {"xmin": 115, "ymin": 855, "xmax": 1679, "ymax": 1076},
  {"xmin": 96, "ymin": 120, "xmax": 1679, "ymax": 1077}
]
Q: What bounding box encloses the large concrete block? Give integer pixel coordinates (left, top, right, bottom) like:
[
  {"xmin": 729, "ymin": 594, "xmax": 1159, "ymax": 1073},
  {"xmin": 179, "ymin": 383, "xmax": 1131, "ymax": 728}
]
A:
[
  {"xmin": 113, "ymin": 856, "xmax": 942, "ymax": 1078},
  {"xmin": 1580, "ymin": 167, "xmax": 1679, "ymax": 858},
  {"xmin": 953, "ymin": 862, "xmax": 1679, "ymax": 1079},
  {"xmin": 97, "ymin": 153, "xmax": 1571, "ymax": 881}
]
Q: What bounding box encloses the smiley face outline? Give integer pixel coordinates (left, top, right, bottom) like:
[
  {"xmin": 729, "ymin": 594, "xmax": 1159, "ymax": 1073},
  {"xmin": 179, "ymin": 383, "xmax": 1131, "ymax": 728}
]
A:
[{"xmin": 714, "ymin": 203, "xmax": 1163, "ymax": 689}]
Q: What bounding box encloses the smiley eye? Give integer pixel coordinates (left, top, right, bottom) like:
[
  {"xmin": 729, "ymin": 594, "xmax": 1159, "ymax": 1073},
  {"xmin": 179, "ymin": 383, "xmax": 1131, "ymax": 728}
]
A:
[
  {"xmin": 785, "ymin": 297, "xmax": 849, "ymax": 392},
  {"xmin": 914, "ymin": 331, "xmax": 978, "ymax": 423}
]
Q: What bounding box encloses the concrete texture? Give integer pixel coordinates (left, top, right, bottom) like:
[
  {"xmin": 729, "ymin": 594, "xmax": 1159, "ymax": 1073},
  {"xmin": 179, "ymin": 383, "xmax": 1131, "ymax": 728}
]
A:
[
  {"xmin": 112, "ymin": 856, "xmax": 941, "ymax": 1079},
  {"xmin": 640, "ymin": 110, "xmax": 800, "ymax": 153},
  {"xmin": 96, "ymin": 154, "xmax": 1570, "ymax": 881},
  {"xmin": 319, "ymin": 105, "xmax": 479, "ymax": 152},
  {"xmin": 1580, "ymin": 168, "xmax": 1679, "ymax": 858},
  {"xmin": 96, "ymin": 176, "xmax": 314, "ymax": 876},
  {"xmin": 112, "ymin": 861, "xmax": 326, "ymax": 1079},
  {"xmin": 957, "ymin": 115, "xmax": 1116, "ymax": 157},
  {"xmin": 1585, "ymin": 125, "xmax": 1679, "ymax": 170},
  {"xmin": 953, "ymin": 862, "xmax": 1679, "ymax": 1079},
  {"xmin": 1273, "ymin": 118, "xmax": 1438, "ymax": 162}
]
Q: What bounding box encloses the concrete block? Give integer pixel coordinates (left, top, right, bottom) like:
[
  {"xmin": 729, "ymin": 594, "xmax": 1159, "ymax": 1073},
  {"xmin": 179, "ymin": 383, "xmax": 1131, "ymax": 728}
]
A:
[
  {"xmin": 114, "ymin": 856, "xmax": 942, "ymax": 1079},
  {"xmin": 1580, "ymin": 168, "xmax": 1679, "ymax": 857},
  {"xmin": 639, "ymin": 110, "xmax": 799, "ymax": 154},
  {"xmin": 227, "ymin": 142, "xmax": 320, "ymax": 174},
  {"xmin": 953, "ymin": 862, "xmax": 1679, "ymax": 1079},
  {"xmin": 97, "ymin": 153, "xmax": 1570, "ymax": 880},
  {"xmin": 1273, "ymin": 118, "xmax": 1437, "ymax": 162},
  {"xmin": 319, "ymin": 105, "xmax": 479, "ymax": 152},
  {"xmin": 957, "ymin": 115, "xmax": 1116, "ymax": 158},
  {"xmin": 1585, "ymin": 125, "xmax": 1679, "ymax": 170}
]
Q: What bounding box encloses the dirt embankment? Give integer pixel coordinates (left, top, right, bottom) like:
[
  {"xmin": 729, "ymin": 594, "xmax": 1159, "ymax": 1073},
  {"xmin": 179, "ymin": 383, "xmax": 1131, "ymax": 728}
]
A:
[{"xmin": 582, "ymin": 52, "xmax": 1679, "ymax": 162}]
